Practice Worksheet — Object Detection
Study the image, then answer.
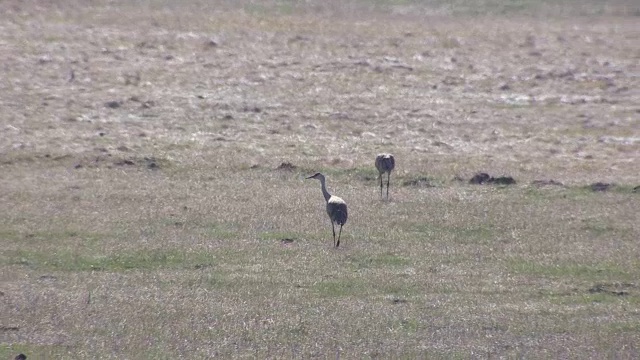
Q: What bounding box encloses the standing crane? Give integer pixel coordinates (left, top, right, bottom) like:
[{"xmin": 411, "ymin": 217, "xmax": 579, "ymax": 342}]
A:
[
  {"xmin": 375, "ymin": 153, "xmax": 395, "ymax": 200},
  {"xmin": 306, "ymin": 173, "xmax": 348, "ymax": 248}
]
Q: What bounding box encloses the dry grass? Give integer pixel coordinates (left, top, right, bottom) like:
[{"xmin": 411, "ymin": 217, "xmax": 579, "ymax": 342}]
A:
[{"xmin": 1, "ymin": 0, "xmax": 639, "ymax": 358}]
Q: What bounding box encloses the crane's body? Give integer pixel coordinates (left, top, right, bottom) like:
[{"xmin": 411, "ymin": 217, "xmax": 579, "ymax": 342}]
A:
[
  {"xmin": 375, "ymin": 153, "xmax": 395, "ymax": 199},
  {"xmin": 306, "ymin": 173, "xmax": 348, "ymax": 247}
]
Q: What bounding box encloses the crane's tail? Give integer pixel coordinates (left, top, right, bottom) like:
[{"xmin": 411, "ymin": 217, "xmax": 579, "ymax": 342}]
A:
[{"xmin": 334, "ymin": 209, "xmax": 347, "ymax": 226}]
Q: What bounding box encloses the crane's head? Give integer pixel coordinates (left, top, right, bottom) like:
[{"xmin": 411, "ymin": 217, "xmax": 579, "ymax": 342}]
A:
[{"xmin": 306, "ymin": 172, "xmax": 324, "ymax": 180}]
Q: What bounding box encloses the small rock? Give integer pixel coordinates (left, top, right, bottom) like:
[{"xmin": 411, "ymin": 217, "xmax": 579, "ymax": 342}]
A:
[{"xmin": 632, "ymin": 185, "xmax": 640, "ymax": 193}]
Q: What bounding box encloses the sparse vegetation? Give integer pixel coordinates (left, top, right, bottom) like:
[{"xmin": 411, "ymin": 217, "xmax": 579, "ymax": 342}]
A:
[{"xmin": 1, "ymin": 0, "xmax": 639, "ymax": 358}]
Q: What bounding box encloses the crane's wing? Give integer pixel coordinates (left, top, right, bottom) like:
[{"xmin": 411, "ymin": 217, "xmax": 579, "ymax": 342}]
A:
[{"xmin": 327, "ymin": 197, "xmax": 348, "ymax": 226}]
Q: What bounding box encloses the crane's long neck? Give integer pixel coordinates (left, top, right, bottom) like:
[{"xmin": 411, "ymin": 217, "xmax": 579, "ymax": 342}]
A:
[{"xmin": 319, "ymin": 177, "xmax": 331, "ymax": 202}]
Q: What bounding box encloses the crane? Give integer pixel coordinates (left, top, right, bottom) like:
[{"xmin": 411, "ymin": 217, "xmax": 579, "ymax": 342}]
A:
[
  {"xmin": 375, "ymin": 153, "xmax": 395, "ymax": 200},
  {"xmin": 306, "ymin": 173, "xmax": 348, "ymax": 247}
]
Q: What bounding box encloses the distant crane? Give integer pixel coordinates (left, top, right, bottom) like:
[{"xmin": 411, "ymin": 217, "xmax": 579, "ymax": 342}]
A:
[
  {"xmin": 375, "ymin": 153, "xmax": 395, "ymax": 200},
  {"xmin": 306, "ymin": 173, "xmax": 348, "ymax": 248}
]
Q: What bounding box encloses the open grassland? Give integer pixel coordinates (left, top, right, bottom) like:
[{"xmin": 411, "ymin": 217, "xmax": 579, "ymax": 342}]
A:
[{"xmin": 1, "ymin": 0, "xmax": 639, "ymax": 358}]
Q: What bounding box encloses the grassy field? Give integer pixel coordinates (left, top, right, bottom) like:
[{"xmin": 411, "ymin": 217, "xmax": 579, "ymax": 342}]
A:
[{"xmin": 1, "ymin": 0, "xmax": 639, "ymax": 358}]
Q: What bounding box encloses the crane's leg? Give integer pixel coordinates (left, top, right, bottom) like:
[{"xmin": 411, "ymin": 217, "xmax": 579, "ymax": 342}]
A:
[
  {"xmin": 386, "ymin": 172, "xmax": 391, "ymax": 200},
  {"xmin": 331, "ymin": 222, "xmax": 336, "ymax": 247},
  {"xmin": 336, "ymin": 225, "xmax": 343, "ymax": 248},
  {"xmin": 379, "ymin": 174, "xmax": 383, "ymax": 198}
]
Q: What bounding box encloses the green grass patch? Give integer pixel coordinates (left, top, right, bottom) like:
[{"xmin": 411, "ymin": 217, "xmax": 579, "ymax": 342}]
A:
[
  {"xmin": 3, "ymin": 249, "xmax": 217, "ymax": 272},
  {"xmin": 507, "ymin": 259, "xmax": 633, "ymax": 281},
  {"xmin": 259, "ymin": 231, "xmax": 302, "ymax": 241},
  {"xmin": 395, "ymin": 318, "xmax": 420, "ymax": 333},
  {"xmin": 313, "ymin": 278, "xmax": 371, "ymax": 297},
  {"xmin": 348, "ymin": 253, "xmax": 411, "ymax": 269},
  {"xmin": 579, "ymin": 221, "xmax": 618, "ymax": 236},
  {"xmin": 411, "ymin": 223, "xmax": 496, "ymax": 244},
  {"xmin": 549, "ymin": 292, "xmax": 634, "ymax": 305},
  {"xmin": 196, "ymin": 221, "xmax": 238, "ymax": 240},
  {"xmin": 0, "ymin": 344, "xmax": 73, "ymax": 359},
  {"xmin": 0, "ymin": 228, "xmax": 108, "ymax": 244},
  {"xmin": 400, "ymin": 174, "xmax": 440, "ymax": 188},
  {"xmin": 0, "ymin": 229, "xmax": 23, "ymax": 241},
  {"xmin": 182, "ymin": 272, "xmax": 232, "ymax": 289},
  {"xmin": 607, "ymin": 321, "xmax": 640, "ymax": 332}
]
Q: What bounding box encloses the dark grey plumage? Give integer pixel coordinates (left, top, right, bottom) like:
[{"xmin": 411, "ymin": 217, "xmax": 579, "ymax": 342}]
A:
[
  {"xmin": 306, "ymin": 172, "xmax": 348, "ymax": 247},
  {"xmin": 375, "ymin": 153, "xmax": 395, "ymax": 199}
]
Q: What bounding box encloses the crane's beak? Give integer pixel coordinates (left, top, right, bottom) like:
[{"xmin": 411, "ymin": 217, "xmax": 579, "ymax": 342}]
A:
[{"xmin": 305, "ymin": 175, "xmax": 314, "ymax": 179}]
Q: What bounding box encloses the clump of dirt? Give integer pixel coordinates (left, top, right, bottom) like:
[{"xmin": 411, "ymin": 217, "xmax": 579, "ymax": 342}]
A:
[
  {"xmin": 469, "ymin": 172, "xmax": 516, "ymax": 185},
  {"xmin": 588, "ymin": 283, "xmax": 636, "ymax": 296},
  {"xmin": 589, "ymin": 182, "xmax": 613, "ymax": 192},
  {"xmin": 113, "ymin": 156, "xmax": 159, "ymax": 169},
  {"xmin": 402, "ymin": 176, "xmax": 435, "ymax": 187},
  {"xmin": 276, "ymin": 162, "xmax": 297, "ymax": 171},
  {"xmin": 356, "ymin": 174, "xmax": 377, "ymax": 182},
  {"xmin": 104, "ymin": 100, "xmax": 122, "ymax": 109},
  {"xmin": 491, "ymin": 176, "xmax": 516, "ymax": 185},
  {"xmin": 74, "ymin": 152, "xmax": 161, "ymax": 170},
  {"xmin": 113, "ymin": 159, "xmax": 135, "ymax": 166},
  {"xmin": 469, "ymin": 173, "xmax": 491, "ymax": 184},
  {"xmin": 390, "ymin": 298, "xmax": 408, "ymax": 304},
  {"xmin": 531, "ymin": 179, "xmax": 565, "ymax": 187}
]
